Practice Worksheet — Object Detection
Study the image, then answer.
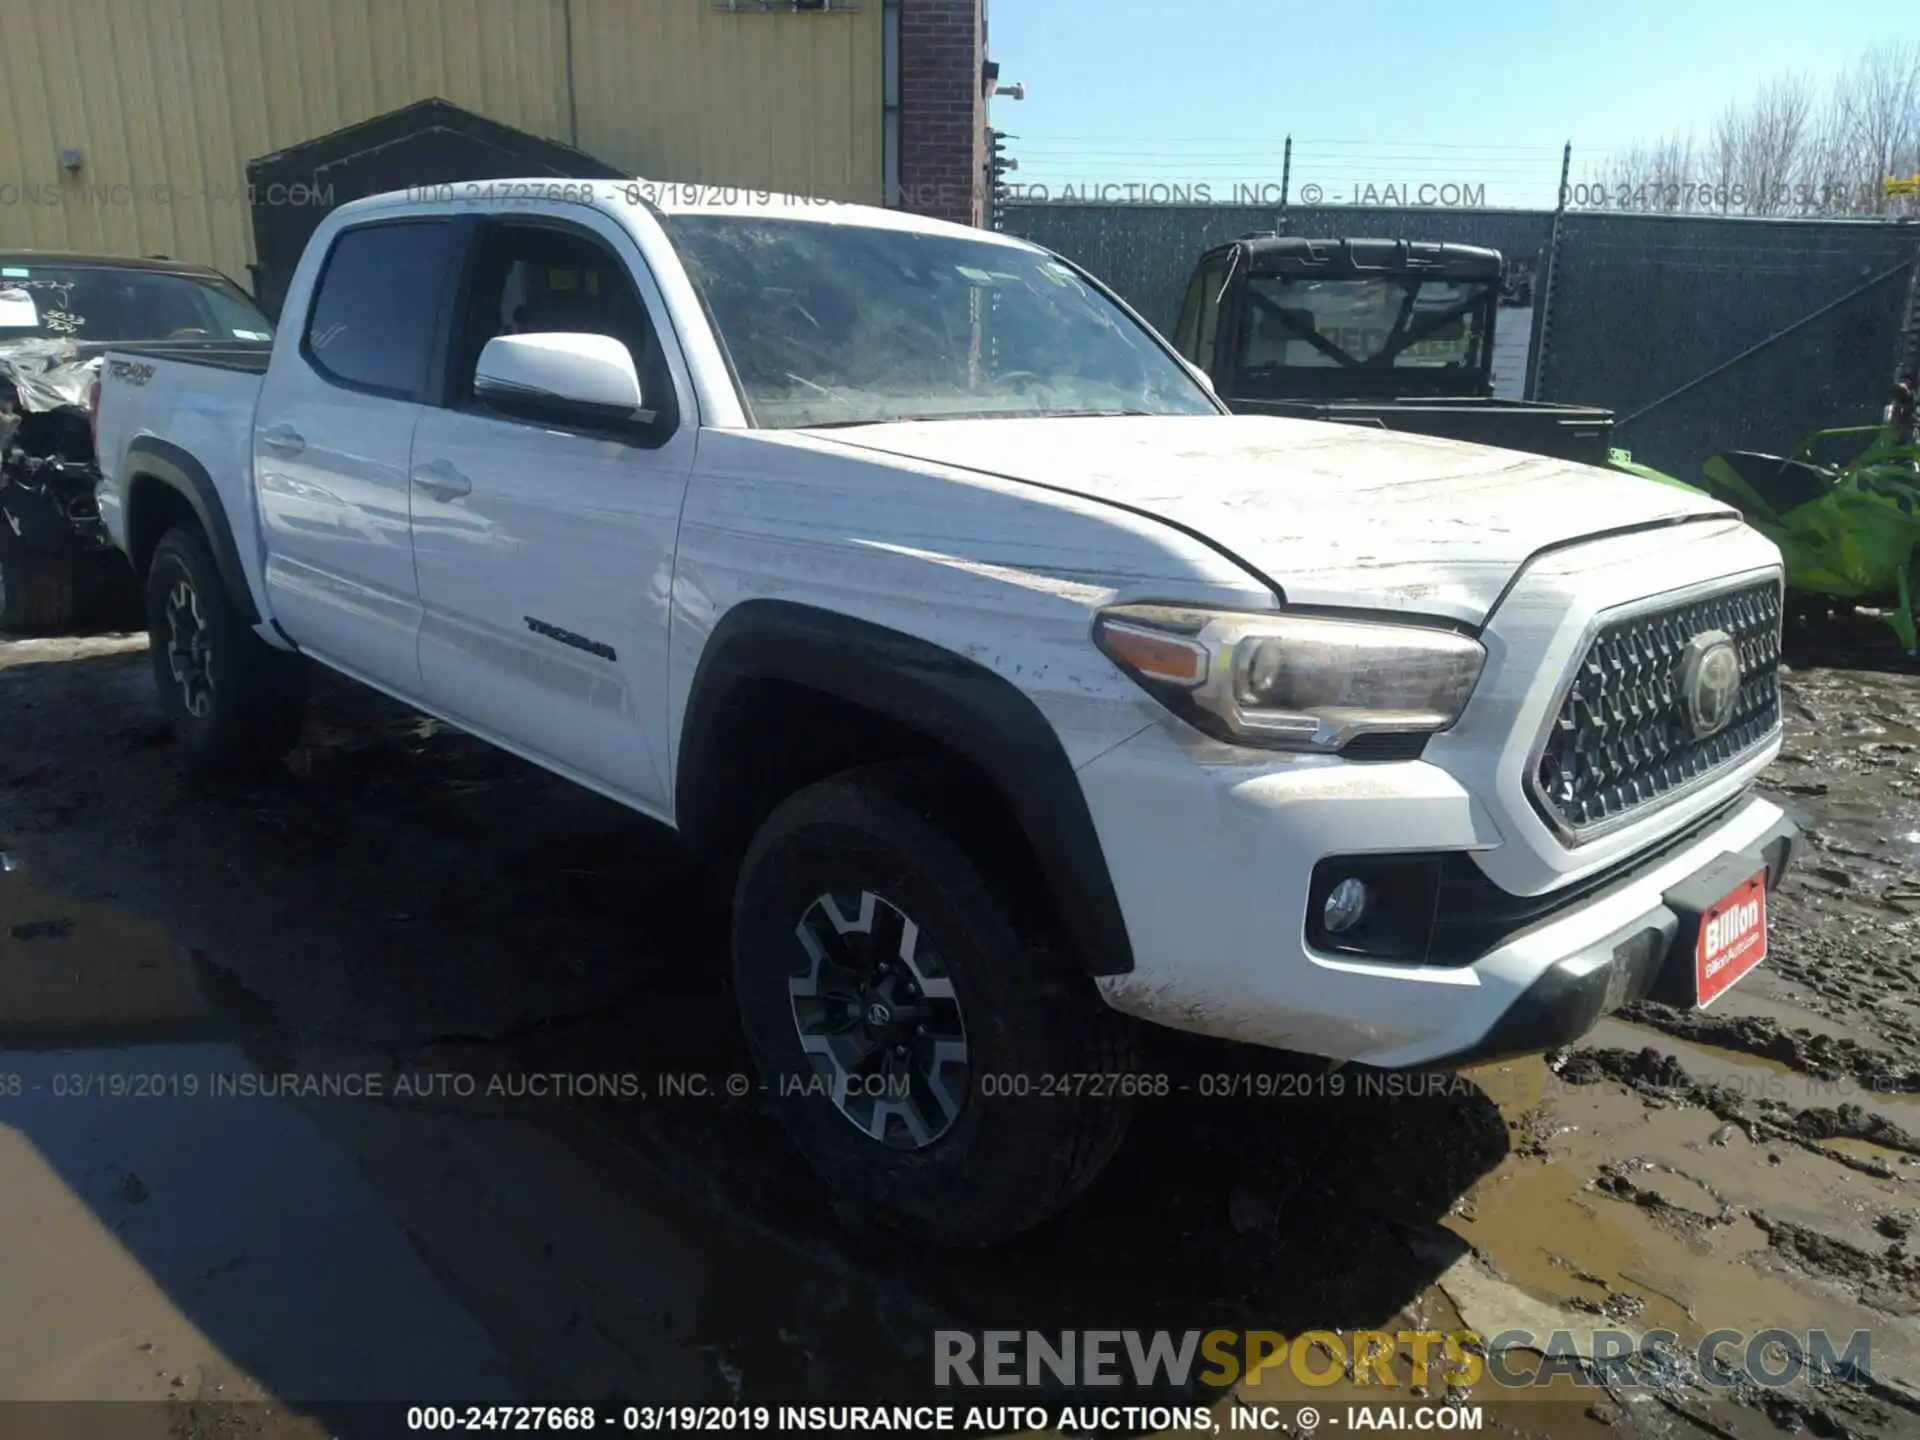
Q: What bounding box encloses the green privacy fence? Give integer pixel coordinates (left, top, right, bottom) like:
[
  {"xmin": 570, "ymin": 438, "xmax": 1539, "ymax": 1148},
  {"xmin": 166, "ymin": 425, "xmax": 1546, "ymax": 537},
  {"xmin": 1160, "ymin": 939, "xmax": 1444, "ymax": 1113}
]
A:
[{"xmin": 1003, "ymin": 203, "xmax": 1918, "ymax": 475}]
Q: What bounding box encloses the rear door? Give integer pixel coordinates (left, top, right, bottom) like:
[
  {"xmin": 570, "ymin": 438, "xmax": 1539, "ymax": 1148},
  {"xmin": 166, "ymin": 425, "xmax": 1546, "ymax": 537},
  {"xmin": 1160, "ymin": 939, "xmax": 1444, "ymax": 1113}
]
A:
[
  {"xmin": 254, "ymin": 218, "xmax": 465, "ymax": 692},
  {"xmin": 405, "ymin": 210, "xmax": 696, "ymax": 814}
]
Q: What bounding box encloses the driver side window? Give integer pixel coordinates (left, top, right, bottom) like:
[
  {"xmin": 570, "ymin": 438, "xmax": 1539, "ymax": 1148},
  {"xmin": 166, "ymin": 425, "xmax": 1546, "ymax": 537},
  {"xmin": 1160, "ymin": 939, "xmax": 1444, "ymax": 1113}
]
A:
[{"xmin": 452, "ymin": 221, "xmax": 677, "ymax": 429}]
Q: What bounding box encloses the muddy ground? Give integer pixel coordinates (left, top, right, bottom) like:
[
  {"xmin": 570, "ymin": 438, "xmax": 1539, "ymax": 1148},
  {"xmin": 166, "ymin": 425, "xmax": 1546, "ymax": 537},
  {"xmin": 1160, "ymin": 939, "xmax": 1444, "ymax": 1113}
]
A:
[{"xmin": 1, "ymin": 616, "xmax": 1918, "ymax": 1440}]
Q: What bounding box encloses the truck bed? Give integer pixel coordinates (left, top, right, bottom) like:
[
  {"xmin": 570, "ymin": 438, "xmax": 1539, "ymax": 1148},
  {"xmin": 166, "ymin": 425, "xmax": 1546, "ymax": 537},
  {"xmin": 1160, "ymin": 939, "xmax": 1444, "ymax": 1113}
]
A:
[
  {"xmin": 104, "ymin": 340, "xmax": 274, "ymax": 375},
  {"xmin": 94, "ymin": 346, "xmax": 270, "ymax": 599},
  {"xmin": 1222, "ymin": 394, "xmax": 1616, "ymax": 467}
]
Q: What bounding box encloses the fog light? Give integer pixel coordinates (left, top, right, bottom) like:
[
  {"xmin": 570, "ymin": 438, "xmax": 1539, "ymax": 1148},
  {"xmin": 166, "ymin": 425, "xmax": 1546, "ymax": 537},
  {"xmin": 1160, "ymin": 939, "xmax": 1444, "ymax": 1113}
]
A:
[{"xmin": 1323, "ymin": 877, "xmax": 1371, "ymax": 934}]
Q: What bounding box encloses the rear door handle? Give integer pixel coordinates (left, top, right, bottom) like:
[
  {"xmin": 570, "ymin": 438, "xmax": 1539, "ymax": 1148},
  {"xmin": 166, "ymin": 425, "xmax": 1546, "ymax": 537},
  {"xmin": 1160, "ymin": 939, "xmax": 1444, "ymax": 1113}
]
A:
[
  {"xmin": 411, "ymin": 459, "xmax": 472, "ymax": 502},
  {"xmin": 261, "ymin": 423, "xmax": 304, "ymax": 457}
]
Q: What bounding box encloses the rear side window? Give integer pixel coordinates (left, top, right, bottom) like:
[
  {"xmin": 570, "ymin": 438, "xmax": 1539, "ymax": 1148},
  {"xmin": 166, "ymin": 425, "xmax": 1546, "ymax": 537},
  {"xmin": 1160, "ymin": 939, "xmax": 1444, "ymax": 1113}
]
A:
[{"xmin": 302, "ymin": 221, "xmax": 458, "ymax": 400}]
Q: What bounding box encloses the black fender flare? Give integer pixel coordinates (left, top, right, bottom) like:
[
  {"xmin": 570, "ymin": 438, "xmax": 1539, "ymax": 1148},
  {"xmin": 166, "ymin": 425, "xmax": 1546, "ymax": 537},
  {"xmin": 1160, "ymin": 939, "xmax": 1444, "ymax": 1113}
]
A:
[
  {"xmin": 676, "ymin": 600, "xmax": 1135, "ymax": 977},
  {"xmin": 122, "ymin": 437, "xmax": 259, "ymax": 625}
]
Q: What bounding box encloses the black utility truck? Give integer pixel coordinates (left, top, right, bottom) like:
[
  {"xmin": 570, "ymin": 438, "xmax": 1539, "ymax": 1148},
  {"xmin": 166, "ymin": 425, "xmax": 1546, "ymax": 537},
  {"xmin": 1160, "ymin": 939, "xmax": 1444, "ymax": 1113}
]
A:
[{"xmin": 1171, "ymin": 235, "xmax": 1615, "ymax": 464}]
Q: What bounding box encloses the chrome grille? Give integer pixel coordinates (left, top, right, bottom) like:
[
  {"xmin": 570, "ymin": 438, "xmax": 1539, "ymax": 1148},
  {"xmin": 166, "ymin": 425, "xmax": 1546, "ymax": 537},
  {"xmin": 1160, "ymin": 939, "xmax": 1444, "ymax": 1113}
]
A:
[{"xmin": 1532, "ymin": 579, "xmax": 1782, "ymax": 838}]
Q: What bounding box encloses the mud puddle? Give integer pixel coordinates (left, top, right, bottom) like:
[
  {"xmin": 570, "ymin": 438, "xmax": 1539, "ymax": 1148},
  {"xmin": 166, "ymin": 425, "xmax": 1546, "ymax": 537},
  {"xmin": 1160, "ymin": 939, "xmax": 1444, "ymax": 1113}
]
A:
[
  {"xmin": 0, "ymin": 860, "xmax": 975, "ymax": 1419},
  {"xmin": 0, "ymin": 872, "xmax": 514, "ymax": 1420},
  {"xmin": 1442, "ymin": 1043, "xmax": 1920, "ymax": 1436},
  {"xmin": 1585, "ymin": 1016, "xmax": 1920, "ymax": 1132}
]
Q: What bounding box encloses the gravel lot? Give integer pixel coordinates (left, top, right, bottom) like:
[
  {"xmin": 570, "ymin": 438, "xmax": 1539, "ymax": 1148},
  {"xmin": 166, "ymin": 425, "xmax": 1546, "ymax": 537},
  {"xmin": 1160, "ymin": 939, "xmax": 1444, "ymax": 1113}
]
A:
[{"xmin": 0, "ymin": 618, "xmax": 1916, "ymax": 1439}]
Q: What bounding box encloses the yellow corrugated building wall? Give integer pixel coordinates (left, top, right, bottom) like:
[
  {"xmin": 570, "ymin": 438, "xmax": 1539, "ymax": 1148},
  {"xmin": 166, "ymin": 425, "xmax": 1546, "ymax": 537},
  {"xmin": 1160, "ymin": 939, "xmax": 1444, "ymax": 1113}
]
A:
[{"xmin": 0, "ymin": 0, "xmax": 884, "ymax": 284}]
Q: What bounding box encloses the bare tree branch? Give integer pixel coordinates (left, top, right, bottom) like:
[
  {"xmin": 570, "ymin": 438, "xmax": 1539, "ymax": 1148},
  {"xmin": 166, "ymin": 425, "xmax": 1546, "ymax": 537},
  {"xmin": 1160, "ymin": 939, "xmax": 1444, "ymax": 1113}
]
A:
[
  {"xmin": 1714, "ymin": 73, "xmax": 1815, "ymax": 215},
  {"xmin": 1587, "ymin": 40, "xmax": 1920, "ymax": 217}
]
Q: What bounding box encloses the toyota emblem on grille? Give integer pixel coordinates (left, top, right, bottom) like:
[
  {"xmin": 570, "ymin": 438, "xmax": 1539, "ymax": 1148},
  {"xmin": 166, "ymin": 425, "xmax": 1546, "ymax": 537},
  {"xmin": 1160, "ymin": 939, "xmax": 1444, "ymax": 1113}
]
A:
[{"xmin": 1679, "ymin": 630, "xmax": 1742, "ymax": 738}]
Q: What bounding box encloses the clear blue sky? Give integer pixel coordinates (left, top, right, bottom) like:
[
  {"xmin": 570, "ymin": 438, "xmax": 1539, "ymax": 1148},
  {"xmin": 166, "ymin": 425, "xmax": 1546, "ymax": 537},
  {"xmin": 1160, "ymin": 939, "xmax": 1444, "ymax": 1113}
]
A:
[{"xmin": 986, "ymin": 0, "xmax": 1913, "ymax": 207}]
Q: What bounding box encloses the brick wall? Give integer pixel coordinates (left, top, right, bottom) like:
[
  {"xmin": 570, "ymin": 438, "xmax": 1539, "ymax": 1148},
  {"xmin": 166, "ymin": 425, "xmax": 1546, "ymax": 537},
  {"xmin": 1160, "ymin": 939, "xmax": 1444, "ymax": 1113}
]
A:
[{"xmin": 898, "ymin": 0, "xmax": 985, "ymax": 227}]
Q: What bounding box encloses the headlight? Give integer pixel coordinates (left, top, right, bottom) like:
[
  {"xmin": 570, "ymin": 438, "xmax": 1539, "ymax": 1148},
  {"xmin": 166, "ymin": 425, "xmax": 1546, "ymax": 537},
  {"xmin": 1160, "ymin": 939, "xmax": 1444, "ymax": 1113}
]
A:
[{"xmin": 1091, "ymin": 603, "xmax": 1486, "ymax": 752}]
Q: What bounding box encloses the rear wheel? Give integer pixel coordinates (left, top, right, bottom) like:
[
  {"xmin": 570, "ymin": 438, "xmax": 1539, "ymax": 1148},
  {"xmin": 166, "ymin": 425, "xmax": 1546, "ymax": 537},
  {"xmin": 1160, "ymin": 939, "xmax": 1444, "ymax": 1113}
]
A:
[
  {"xmin": 0, "ymin": 525, "xmax": 78, "ymax": 633},
  {"xmin": 731, "ymin": 762, "xmax": 1139, "ymax": 1246},
  {"xmin": 145, "ymin": 525, "xmax": 308, "ymax": 777}
]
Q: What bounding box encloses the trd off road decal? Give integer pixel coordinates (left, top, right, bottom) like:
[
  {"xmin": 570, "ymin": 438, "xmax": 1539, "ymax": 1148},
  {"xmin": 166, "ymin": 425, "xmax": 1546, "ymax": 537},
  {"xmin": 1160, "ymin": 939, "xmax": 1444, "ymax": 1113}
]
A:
[{"xmin": 524, "ymin": 616, "xmax": 618, "ymax": 663}]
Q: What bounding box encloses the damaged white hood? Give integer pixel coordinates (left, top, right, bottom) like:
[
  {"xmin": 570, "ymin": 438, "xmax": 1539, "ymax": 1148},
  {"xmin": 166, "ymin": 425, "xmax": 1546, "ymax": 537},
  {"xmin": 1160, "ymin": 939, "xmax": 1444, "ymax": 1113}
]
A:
[{"xmin": 809, "ymin": 414, "xmax": 1733, "ymax": 624}]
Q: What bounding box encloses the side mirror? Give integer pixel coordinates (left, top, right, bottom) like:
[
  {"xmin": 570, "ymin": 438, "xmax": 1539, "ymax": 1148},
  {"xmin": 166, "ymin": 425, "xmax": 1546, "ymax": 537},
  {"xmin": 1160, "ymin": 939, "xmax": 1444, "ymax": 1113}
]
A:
[
  {"xmin": 474, "ymin": 332, "xmax": 653, "ymax": 425},
  {"xmin": 1183, "ymin": 357, "xmax": 1217, "ymax": 394}
]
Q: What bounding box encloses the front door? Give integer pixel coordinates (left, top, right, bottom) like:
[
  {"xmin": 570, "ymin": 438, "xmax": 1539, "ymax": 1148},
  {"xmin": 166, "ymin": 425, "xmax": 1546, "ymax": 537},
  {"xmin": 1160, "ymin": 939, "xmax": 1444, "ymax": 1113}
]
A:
[
  {"xmin": 407, "ymin": 214, "xmax": 695, "ymax": 814},
  {"xmin": 254, "ymin": 217, "xmax": 465, "ymax": 691}
]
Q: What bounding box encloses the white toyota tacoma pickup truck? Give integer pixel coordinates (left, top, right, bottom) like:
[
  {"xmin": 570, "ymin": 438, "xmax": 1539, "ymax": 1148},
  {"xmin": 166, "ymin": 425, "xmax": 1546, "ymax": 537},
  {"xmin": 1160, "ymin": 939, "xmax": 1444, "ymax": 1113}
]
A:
[{"xmin": 93, "ymin": 181, "xmax": 1796, "ymax": 1244}]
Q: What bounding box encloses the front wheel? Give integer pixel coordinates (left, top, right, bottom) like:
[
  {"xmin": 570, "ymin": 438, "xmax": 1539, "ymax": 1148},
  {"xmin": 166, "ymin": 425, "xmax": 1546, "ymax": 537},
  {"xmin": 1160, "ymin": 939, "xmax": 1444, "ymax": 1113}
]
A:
[
  {"xmin": 732, "ymin": 763, "xmax": 1139, "ymax": 1246},
  {"xmin": 145, "ymin": 526, "xmax": 308, "ymax": 777}
]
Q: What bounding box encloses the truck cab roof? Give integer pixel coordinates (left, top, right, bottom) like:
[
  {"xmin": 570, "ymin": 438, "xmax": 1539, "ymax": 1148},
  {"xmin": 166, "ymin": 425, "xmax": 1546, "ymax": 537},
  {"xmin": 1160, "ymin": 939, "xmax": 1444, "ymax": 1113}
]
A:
[
  {"xmin": 0, "ymin": 249, "xmax": 232, "ymax": 279},
  {"xmin": 328, "ymin": 178, "xmax": 1040, "ymax": 249},
  {"xmin": 1200, "ymin": 235, "xmax": 1504, "ymax": 281}
]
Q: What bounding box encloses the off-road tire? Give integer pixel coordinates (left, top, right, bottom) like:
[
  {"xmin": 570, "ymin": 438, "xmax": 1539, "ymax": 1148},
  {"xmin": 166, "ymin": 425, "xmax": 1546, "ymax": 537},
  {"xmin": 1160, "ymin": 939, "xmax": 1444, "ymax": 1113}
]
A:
[
  {"xmin": 0, "ymin": 525, "xmax": 78, "ymax": 633},
  {"xmin": 146, "ymin": 525, "xmax": 308, "ymax": 777},
  {"xmin": 732, "ymin": 761, "xmax": 1140, "ymax": 1246}
]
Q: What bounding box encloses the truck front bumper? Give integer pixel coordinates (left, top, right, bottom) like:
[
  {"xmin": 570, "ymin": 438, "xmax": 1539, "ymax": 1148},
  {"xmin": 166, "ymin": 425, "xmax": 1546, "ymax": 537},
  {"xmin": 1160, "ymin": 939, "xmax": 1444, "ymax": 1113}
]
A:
[
  {"xmin": 1077, "ymin": 721, "xmax": 1797, "ymax": 1069},
  {"xmin": 1422, "ymin": 808, "xmax": 1796, "ymax": 1066}
]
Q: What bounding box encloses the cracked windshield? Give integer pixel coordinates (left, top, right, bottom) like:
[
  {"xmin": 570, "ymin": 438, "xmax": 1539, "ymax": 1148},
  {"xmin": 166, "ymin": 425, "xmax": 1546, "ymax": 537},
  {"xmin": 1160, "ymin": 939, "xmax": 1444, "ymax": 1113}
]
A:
[{"xmin": 664, "ymin": 214, "xmax": 1217, "ymax": 426}]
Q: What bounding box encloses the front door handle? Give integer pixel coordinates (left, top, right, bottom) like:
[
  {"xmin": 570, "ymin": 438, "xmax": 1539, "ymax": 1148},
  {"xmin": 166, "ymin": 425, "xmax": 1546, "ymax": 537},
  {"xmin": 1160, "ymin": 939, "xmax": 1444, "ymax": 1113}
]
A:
[
  {"xmin": 260, "ymin": 423, "xmax": 305, "ymax": 457},
  {"xmin": 411, "ymin": 459, "xmax": 472, "ymax": 502}
]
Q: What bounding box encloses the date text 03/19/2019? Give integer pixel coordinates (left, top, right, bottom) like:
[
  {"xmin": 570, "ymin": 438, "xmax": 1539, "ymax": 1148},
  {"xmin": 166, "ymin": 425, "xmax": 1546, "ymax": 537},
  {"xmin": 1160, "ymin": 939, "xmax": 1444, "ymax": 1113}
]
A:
[
  {"xmin": 406, "ymin": 1406, "xmax": 773, "ymax": 1432},
  {"xmin": 1, "ymin": 1069, "xmax": 1479, "ymax": 1104},
  {"xmin": 1559, "ymin": 179, "xmax": 1907, "ymax": 211},
  {"xmin": 975, "ymin": 1070, "xmax": 1474, "ymax": 1100}
]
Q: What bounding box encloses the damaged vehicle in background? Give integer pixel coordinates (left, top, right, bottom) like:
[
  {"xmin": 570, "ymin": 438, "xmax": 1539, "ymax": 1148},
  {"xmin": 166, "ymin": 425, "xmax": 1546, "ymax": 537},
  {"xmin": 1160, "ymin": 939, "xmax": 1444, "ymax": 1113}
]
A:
[{"xmin": 0, "ymin": 252, "xmax": 274, "ymax": 632}]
